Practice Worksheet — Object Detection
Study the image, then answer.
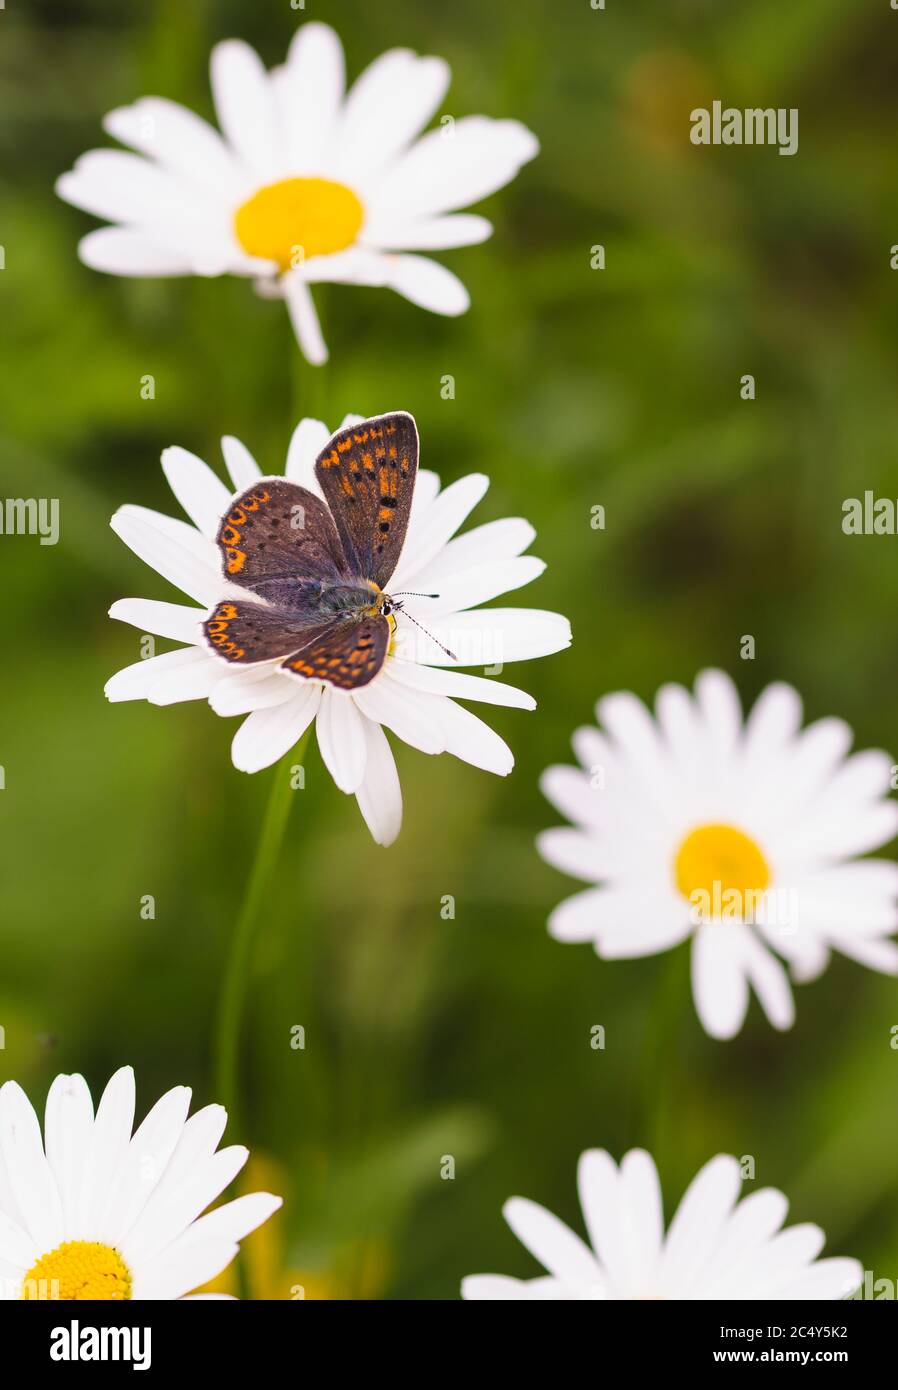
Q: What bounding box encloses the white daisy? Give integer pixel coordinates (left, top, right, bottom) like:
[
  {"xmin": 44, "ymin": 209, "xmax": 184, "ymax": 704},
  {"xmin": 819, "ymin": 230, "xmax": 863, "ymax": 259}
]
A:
[
  {"xmin": 0, "ymin": 1066, "xmax": 281, "ymax": 1300},
  {"xmin": 105, "ymin": 413, "xmax": 570, "ymax": 847},
  {"xmin": 537, "ymin": 669, "xmax": 898, "ymax": 1039},
  {"xmin": 461, "ymin": 1148, "xmax": 862, "ymax": 1300},
  {"xmin": 55, "ymin": 22, "xmax": 538, "ymax": 364}
]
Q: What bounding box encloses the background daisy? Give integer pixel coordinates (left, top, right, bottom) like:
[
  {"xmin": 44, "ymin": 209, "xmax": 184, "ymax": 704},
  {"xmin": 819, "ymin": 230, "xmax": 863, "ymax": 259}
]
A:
[
  {"xmin": 106, "ymin": 414, "xmax": 571, "ymax": 846},
  {"xmin": 0, "ymin": 1067, "xmax": 281, "ymax": 1300},
  {"xmin": 55, "ymin": 21, "xmax": 538, "ymax": 363},
  {"xmin": 462, "ymin": 1147, "xmax": 862, "ymax": 1300},
  {"xmin": 538, "ymin": 670, "xmax": 898, "ymax": 1039}
]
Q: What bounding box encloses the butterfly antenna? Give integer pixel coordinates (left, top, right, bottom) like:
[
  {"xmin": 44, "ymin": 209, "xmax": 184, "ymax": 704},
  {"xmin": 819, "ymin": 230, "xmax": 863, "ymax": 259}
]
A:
[
  {"xmin": 392, "ymin": 590, "xmax": 440, "ymax": 599},
  {"xmin": 395, "ymin": 605, "xmax": 457, "ymax": 661}
]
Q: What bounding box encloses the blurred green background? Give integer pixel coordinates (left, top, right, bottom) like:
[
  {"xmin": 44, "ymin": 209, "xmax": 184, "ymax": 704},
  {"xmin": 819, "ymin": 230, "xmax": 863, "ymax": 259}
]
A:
[{"xmin": 3, "ymin": 0, "xmax": 898, "ymax": 1298}]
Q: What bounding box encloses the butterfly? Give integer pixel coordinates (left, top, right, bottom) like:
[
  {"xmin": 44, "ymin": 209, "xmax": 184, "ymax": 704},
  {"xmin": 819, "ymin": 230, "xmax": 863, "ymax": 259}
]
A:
[{"xmin": 203, "ymin": 412, "xmax": 448, "ymax": 690}]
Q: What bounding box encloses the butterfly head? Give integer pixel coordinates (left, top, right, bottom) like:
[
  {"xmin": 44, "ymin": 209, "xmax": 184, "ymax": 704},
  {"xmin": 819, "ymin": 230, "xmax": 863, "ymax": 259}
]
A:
[{"xmin": 379, "ymin": 590, "xmax": 458, "ymax": 662}]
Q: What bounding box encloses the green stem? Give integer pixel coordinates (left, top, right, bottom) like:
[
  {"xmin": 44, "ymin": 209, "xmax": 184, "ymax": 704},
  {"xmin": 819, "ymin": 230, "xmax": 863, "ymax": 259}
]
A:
[
  {"xmin": 214, "ymin": 735, "xmax": 310, "ymax": 1123},
  {"xmin": 639, "ymin": 947, "xmax": 688, "ymax": 1159}
]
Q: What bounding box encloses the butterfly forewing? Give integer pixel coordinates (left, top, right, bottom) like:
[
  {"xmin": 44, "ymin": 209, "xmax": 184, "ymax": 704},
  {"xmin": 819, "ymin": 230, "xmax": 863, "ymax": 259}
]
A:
[
  {"xmin": 216, "ymin": 479, "xmax": 349, "ymax": 600},
  {"xmin": 281, "ymin": 614, "xmax": 390, "ymax": 690},
  {"xmin": 314, "ymin": 412, "xmax": 418, "ymax": 588},
  {"xmin": 203, "ymin": 599, "xmax": 335, "ymax": 664}
]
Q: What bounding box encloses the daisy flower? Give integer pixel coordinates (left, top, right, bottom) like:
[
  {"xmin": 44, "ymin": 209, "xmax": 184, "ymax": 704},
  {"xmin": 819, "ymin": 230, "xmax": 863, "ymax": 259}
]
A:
[
  {"xmin": 461, "ymin": 1148, "xmax": 862, "ymax": 1300},
  {"xmin": 105, "ymin": 413, "xmax": 571, "ymax": 847},
  {"xmin": 55, "ymin": 22, "xmax": 539, "ymax": 364},
  {"xmin": 537, "ymin": 669, "xmax": 898, "ymax": 1039},
  {"xmin": 0, "ymin": 1066, "xmax": 281, "ymax": 1300}
]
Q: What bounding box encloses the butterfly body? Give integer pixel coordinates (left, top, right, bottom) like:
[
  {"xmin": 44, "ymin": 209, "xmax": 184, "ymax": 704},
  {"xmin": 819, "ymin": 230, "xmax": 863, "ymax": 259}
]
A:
[{"xmin": 203, "ymin": 413, "xmax": 419, "ymax": 690}]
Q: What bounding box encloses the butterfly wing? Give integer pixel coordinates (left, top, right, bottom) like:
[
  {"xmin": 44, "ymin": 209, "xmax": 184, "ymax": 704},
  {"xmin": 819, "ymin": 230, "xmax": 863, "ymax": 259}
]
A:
[
  {"xmin": 216, "ymin": 480, "xmax": 349, "ymax": 601},
  {"xmin": 204, "ymin": 599, "xmax": 334, "ymax": 665},
  {"xmin": 314, "ymin": 412, "xmax": 418, "ymax": 589},
  {"xmin": 282, "ymin": 614, "xmax": 390, "ymax": 690}
]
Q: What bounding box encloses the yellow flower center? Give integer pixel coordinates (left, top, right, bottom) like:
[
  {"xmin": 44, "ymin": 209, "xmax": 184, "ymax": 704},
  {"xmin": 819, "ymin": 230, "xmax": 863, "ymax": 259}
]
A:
[
  {"xmin": 22, "ymin": 1241, "xmax": 132, "ymax": 1301},
  {"xmin": 674, "ymin": 823, "xmax": 770, "ymax": 922},
  {"xmin": 234, "ymin": 177, "xmax": 364, "ymax": 270}
]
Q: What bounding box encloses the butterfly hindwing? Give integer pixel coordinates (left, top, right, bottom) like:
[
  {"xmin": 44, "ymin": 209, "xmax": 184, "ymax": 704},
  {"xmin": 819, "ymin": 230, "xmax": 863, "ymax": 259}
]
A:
[
  {"xmin": 203, "ymin": 599, "xmax": 334, "ymax": 665},
  {"xmin": 314, "ymin": 412, "xmax": 418, "ymax": 588},
  {"xmin": 281, "ymin": 614, "xmax": 390, "ymax": 690},
  {"xmin": 216, "ymin": 479, "xmax": 348, "ymax": 598}
]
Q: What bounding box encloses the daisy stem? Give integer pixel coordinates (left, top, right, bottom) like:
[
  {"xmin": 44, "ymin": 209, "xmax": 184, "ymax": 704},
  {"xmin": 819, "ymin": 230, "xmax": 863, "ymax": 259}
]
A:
[{"xmin": 214, "ymin": 734, "xmax": 311, "ymax": 1127}]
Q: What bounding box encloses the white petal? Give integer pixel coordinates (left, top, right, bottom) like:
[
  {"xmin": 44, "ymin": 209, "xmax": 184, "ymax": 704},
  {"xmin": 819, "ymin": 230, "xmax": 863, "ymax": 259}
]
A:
[
  {"xmin": 777, "ymin": 1258, "xmax": 862, "ymax": 1300},
  {"xmin": 210, "ymin": 40, "xmax": 281, "ymax": 180},
  {"xmin": 298, "ymin": 245, "xmax": 393, "ymax": 286},
  {"xmin": 537, "ymin": 827, "xmax": 602, "ymax": 883},
  {"xmin": 351, "ymin": 674, "xmax": 446, "ymax": 754},
  {"xmin": 105, "ymin": 647, "xmax": 213, "ymax": 703},
  {"xmin": 231, "ymin": 685, "xmax": 321, "ymax": 773},
  {"xmin": 78, "ymin": 1067, "xmax": 136, "ymax": 1234},
  {"xmin": 109, "ymin": 598, "xmax": 205, "ymax": 644},
  {"xmin": 0, "ymin": 1082, "xmax": 64, "ymax": 1256},
  {"xmin": 461, "ymin": 1274, "xmax": 570, "ymax": 1300},
  {"xmin": 408, "ymin": 556, "xmax": 545, "ymax": 615},
  {"xmin": 97, "ymin": 1086, "xmax": 192, "ymax": 1245},
  {"xmin": 0, "ymin": 1210, "xmax": 36, "ymax": 1274},
  {"xmin": 167, "ymin": 1191, "xmax": 281, "ymax": 1251},
  {"xmin": 121, "ymin": 1146, "xmax": 250, "ymax": 1265},
  {"xmin": 393, "ymin": 607, "xmax": 571, "ymax": 668},
  {"xmin": 354, "ymin": 719, "xmax": 403, "ymax": 847},
  {"xmin": 284, "ymin": 274, "xmax": 328, "ymax": 365},
  {"xmin": 743, "ymin": 681, "xmax": 803, "ymax": 761},
  {"xmin": 110, "ymin": 505, "xmax": 222, "ymax": 605},
  {"xmin": 374, "ymin": 116, "xmax": 539, "ymax": 221},
  {"xmin": 691, "ymin": 925, "xmax": 750, "ymax": 1040},
  {"xmin": 694, "ymin": 668, "xmax": 743, "ymax": 764},
  {"xmin": 503, "ymin": 1197, "xmax": 603, "ymax": 1294},
  {"xmin": 285, "ymin": 418, "xmax": 330, "ymax": 487},
  {"xmin": 438, "ymin": 698, "xmax": 514, "ymax": 775},
  {"xmin": 335, "ymin": 50, "xmax": 449, "ymax": 189},
  {"xmin": 387, "ymin": 660, "xmax": 535, "ymax": 710},
  {"xmin": 221, "ymin": 436, "xmax": 262, "ymax": 491},
  {"xmin": 661, "ymin": 1154, "xmax": 742, "ymax": 1296},
  {"xmin": 409, "ymin": 517, "xmax": 536, "ymax": 588},
  {"xmin": 315, "ymin": 687, "xmax": 369, "ymax": 793},
  {"xmin": 546, "ymin": 887, "xmax": 607, "ymax": 942},
  {"xmin": 578, "ymin": 1148, "xmax": 663, "ymax": 1296},
  {"xmin": 276, "ymin": 22, "xmax": 345, "ymax": 172},
  {"xmin": 123, "ymin": 1106, "xmax": 229, "ymax": 1263},
  {"xmin": 386, "ymin": 254, "xmax": 470, "ymax": 315},
  {"xmin": 44, "ymin": 1074, "xmax": 94, "ymax": 1242},
  {"xmin": 363, "ymin": 213, "xmax": 492, "ymax": 251},
  {"xmin": 56, "ymin": 150, "xmax": 212, "ymax": 227},
  {"xmin": 828, "ymin": 932, "xmax": 898, "ymax": 975},
  {"xmin": 740, "ymin": 928, "xmax": 796, "ymax": 1032},
  {"xmin": 161, "ymin": 446, "xmax": 231, "ymax": 538},
  {"xmin": 390, "ymin": 474, "xmax": 490, "ymax": 586},
  {"xmin": 297, "ymin": 246, "xmax": 470, "ymax": 318},
  {"xmin": 102, "ymin": 96, "xmax": 244, "ymax": 195},
  {"xmin": 133, "ymin": 1237, "xmax": 239, "ymax": 1300},
  {"xmin": 702, "ymin": 1187, "xmax": 789, "ymax": 1294},
  {"xmin": 76, "ymin": 227, "xmax": 195, "ymax": 277},
  {"xmin": 147, "ymin": 656, "xmax": 224, "ymax": 706},
  {"xmin": 540, "ymin": 763, "xmax": 603, "ymax": 831},
  {"xmin": 209, "ymin": 667, "xmax": 295, "ymax": 717}
]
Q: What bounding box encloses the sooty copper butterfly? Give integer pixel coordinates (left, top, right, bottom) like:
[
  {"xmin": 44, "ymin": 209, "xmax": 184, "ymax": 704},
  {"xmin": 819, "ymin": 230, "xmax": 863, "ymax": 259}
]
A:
[{"xmin": 203, "ymin": 412, "xmax": 452, "ymax": 691}]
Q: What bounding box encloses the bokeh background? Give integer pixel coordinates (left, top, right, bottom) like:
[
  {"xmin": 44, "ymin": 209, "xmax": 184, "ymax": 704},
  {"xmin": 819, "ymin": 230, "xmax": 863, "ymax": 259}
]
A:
[{"xmin": 3, "ymin": 0, "xmax": 898, "ymax": 1298}]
